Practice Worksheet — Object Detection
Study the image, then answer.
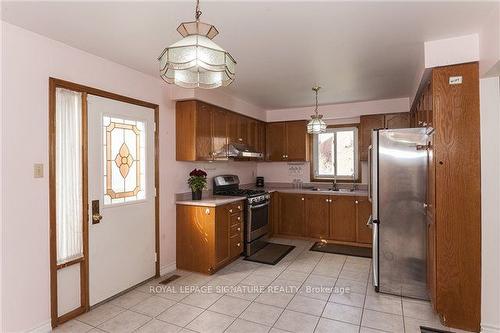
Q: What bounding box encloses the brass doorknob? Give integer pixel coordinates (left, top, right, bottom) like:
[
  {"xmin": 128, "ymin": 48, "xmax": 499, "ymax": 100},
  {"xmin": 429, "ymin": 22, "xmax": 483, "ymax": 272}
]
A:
[{"xmin": 92, "ymin": 213, "xmax": 103, "ymax": 223}]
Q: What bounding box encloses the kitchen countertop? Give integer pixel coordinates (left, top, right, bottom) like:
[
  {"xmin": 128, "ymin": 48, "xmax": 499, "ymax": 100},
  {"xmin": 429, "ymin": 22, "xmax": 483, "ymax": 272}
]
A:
[
  {"xmin": 176, "ymin": 195, "xmax": 246, "ymax": 207},
  {"xmin": 264, "ymin": 188, "xmax": 368, "ymax": 196}
]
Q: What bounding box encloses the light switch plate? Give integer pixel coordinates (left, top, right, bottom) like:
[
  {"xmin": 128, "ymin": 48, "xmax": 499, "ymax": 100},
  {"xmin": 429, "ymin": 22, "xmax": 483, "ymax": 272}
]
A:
[
  {"xmin": 449, "ymin": 76, "xmax": 463, "ymax": 85},
  {"xmin": 33, "ymin": 163, "xmax": 44, "ymax": 178}
]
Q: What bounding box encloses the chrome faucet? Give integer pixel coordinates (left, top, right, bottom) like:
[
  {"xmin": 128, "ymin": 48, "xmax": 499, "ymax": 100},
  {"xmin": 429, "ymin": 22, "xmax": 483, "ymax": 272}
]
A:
[
  {"xmin": 351, "ymin": 174, "xmax": 358, "ymax": 192},
  {"xmin": 331, "ymin": 177, "xmax": 339, "ymax": 191}
]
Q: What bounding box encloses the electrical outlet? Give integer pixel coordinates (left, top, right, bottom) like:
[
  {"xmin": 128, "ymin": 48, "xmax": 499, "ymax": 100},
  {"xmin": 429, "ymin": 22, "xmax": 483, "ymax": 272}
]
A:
[{"xmin": 33, "ymin": 163, "xmax": 44, "ymax": 178}]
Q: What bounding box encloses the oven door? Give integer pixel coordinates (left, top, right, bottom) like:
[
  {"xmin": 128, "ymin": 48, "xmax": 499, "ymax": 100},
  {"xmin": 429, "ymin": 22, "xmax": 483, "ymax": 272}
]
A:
[{"xmin": 247, "ymin": 201, "xmax": 269, "ymax": 242}]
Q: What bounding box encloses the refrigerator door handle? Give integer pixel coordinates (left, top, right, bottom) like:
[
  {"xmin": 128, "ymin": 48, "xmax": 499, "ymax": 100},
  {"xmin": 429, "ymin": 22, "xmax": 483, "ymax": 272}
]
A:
[
  {"xmin": 368, "ymin": 145, "xmax": 372, "ymax": 202},
  {"xmin": 372, "ymin": 219, "xmax": 379, "ymax": 290}
]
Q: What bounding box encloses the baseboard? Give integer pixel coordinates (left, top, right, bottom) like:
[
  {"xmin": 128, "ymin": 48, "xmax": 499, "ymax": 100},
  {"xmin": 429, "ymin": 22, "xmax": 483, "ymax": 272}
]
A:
[
  {"xmin": 482, "ymin": 323, "xmax": 500, "ymax": 333},
  {"xmin": 160, "ymin": 261, "xmax": 176, "ymax": 276},
  {"xmin": 26, "ymin": 320, "xmax": 51, "ymax": 333}
]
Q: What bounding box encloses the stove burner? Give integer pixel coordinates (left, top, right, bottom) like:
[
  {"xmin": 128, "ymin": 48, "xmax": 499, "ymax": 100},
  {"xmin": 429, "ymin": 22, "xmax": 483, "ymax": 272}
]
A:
[{"xmin": 216, "ymin": 188, "xmax": 267, "ymax": 198}]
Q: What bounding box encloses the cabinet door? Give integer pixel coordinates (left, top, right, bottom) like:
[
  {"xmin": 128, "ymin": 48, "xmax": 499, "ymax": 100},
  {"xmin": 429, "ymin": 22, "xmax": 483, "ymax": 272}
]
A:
[
  {"xmin": 385, "ymin": 113, "xmax": 410, "ymax": 129},
  {"xmin": 305, "ymin": 195, "xmax": 330, "ymax": 238},
  {"xmin": 227, "ymin": 112, "xmax": 240, "ymax": 145},
  {"xmin": 426, "ymin": 133, "xmax": 436, "ymax": 305},
  {"xmin": 266, "ymin": 122, "xmax": 286, "ymax": 161},
  {"xmin": 355, "ymin": 197, "xmax": 372, "ymax": 244},
  {"xmin": 286, "ymin": 121, "xmax": 309, "ymax": 161},
  {"xmin": 360, "ymin": 115, "xmax": 385, "ymax": 161},
  {"xmin": 278, "ymin": 193, "xmax": 305, "ymax": 236},
  {"xmin": 195, "ymin": 102, "xmax": 213, "ymax": 161},
  {"xmin": 247, "ymin": 118, "xmax": 257, "ymax": 150},
  {"xmin": 214, "ymin": 205, "xmax": 231, "ymax": 268},
  {"xmin": 331, "ymin": 196, "xmax": 356, "ymax": 242},
  {"xmin": 239, "ymin": 116, "xmax": 249, "ymax": 145},
  {"xmin": 212, "ymin": 107, "xmax": 228, "ymax": 158},
  {"xmin": 256, "ymin": 121, "xmax": 266, "ymax": 154}
]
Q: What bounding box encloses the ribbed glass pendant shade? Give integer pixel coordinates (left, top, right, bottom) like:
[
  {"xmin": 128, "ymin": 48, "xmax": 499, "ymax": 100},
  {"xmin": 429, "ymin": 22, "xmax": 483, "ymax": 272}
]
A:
[
  {"xmin": 159, "ymin": 19, "xmax": 236, "ymax": 89},
  {"xmin": 307, "ymin": 115, "xmax": 327, "ymax": 134}
]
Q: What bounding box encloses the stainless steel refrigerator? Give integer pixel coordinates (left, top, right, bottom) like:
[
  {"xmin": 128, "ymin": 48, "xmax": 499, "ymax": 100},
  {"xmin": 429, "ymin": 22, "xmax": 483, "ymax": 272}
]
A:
[{"xmin": 368, "ymin": 127, "xmax": 430, "ymax": 300}]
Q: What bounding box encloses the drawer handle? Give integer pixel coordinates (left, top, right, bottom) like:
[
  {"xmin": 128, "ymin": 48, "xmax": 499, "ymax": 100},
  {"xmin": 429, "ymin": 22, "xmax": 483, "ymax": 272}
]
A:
[
  {"xmin": 355, "ymin": 200, "xmax": 359, "ymax": 204},
  {"xmin": 229, "ymin": 209, "xmax": 233, "ymax": 213},
  {"xmin": 237, "ymin": 206, "xmax": 241, "ymax": 210},
  {"xmin": 205, "ymin": 209, "xmax": 210, "ymax": 215},
  {"xmin": 301, "ymin": 197, "xmax": 304, "ymax": 201},
  {"xmin": 237, "ymin": 216, "xmax": 241, "ymax": 221},
  {"xmin": 237, "ymin": 227, "xmax": 241, "ymax": 231},
  {"xmin": 237, "ymin": 243, "xmax": 241, "ymax": 247}
]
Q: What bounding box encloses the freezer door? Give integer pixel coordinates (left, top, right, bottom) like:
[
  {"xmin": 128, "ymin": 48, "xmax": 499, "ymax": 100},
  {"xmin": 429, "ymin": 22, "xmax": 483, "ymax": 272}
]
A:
[
  {"xmin": 377, "ymin": 128, "xmax": 429, "ymax": 300},
  {"xmin": 371, "ymin": 131, "xmax": 378, "ymax": 221}
]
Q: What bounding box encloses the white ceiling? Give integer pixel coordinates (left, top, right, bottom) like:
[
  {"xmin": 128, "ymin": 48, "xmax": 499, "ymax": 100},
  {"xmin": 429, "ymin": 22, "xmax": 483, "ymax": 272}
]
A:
[{"xmin": 1, "ymin": 1, "xmax": 496, "ymax": 109}]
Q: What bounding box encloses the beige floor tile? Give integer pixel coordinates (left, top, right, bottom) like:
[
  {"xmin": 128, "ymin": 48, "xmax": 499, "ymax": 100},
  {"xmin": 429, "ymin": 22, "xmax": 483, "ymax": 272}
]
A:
[
  {"xmin": 322, "ymin": 302, "xmax": 362, "ymax": 325},
  {"xmin": 269, "ymin": 328, "xmax": 291, "ymax": 333},
  {"xmin": 335, "ymin": 278, "xmax": 368, "ymax": 294},
  {"xmin": 156, "ymin": 303, "xmax": 204, "ymax": 327},
  {"xmin": 402, "ymin": 298, "xmax": 439, "ymax": 321},
  {"xmin": 314, "ymin": 317, "xmax": 359, "ymax": 333},
  {"xmin": 130, "ymin": 296, "xmax": 176, "ymax": 317},
  {"xmin": 154, "ymin": 285, "xmax": 190, "ymax": 302},
  {"xmin": 361, "ymin": 309, "xmax": 404, "ymax": 332},
  {"xmin": 297, "ymin": 283, "xmax": 332, "ymax": 301},
  {"xmin": 186, "ymin": 310, "xmax": 235, "ymax": 333},
  {"xmin": 312, "ymin": 265, "xmax": 342, "ymax": 278},
  {"xmin": 339, "ymin": 269, "xmax": 369, "ymax": 282},
  {"xmin": 110, "ymin": 291, "xmax": 151, "ymax": 309},
  {"xmin": 404, "ymin": 317, "xmax": 448, "ymax": 333},
  {"xmin": 225, "ymin": 318, "xmax": 270, "ymax": 333},
  {"xmin": 359, "ymin": 327, "xmax": 387, "ymax": 333},
  {"xmin": 279, "ymin": 269, "xmax": 309, "ymax": 283},
  {"xmin": 274, "ymin": 309, "xmax": 319, "ymax": 333},
  {"xmin": 240, "ymin": 273, "xmax": 276, "ymax": 287},
  {"xmin": 53, "ymin": 319, "xmax": 94, "ymax": 333},
  {"xmin": 97, "ymin": 310, "xmax": 150, "ymax": 333},
  {"xmin": 225, "ymin": 283, "xmax": 261, "ymax": 301},
  {"xmin": 329, "ymin": 291, "xmax": 365, "ymax": 308},
  {"xmin": 208, "ymin": 295, "xmax": 251, "ymax": 317},
  {"xmin": 181, "ymin": 291, "xmax": 223, "ymax": 309},
  {"xmin": 77, "ymin": 303, "xmax": 125, "ymax": 326},
  {"xmin": 255, "ymin": 290, "xmax": 295, "ymax": 308},
  {"xmin": 135, "ymin": 319, "xmax": 182, "ymax": 333},
  {"xmin": 286, "ymin": 295, "xmax": 327, "ymax": 316},
  {"xmin": 305, "ymin": 274, "xmax": 337, "ymax": 287},
  {"xmin": 364, "ymin": 294, "xmax": 402, "ymax": 315},
  {"xmin": 239, "ymin": 302, "xmax": 284, "ymax": 327}
]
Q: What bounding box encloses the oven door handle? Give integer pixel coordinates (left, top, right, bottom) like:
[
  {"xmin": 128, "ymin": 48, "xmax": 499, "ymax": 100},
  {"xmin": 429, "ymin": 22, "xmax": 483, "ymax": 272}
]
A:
[{"xmin": 250, "ymin": 202, "xmax": 269, "ymax": 209}]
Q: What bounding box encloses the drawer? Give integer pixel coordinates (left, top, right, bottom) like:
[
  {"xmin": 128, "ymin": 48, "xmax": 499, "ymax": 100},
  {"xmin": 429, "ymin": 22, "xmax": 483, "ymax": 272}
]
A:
[
  {"xmin": 230, "ymin": 223, "xmax": 243, "ymax": 237},
  {"xmin": 230, "ymin": 235, "xmax": 243, "ymax": 257},
  {"xmin": 230, "ymin": 212, "xmax": 243, "ymax": 226},
  {"xmin": 227, "ymin": 201, "xmax": 244, "ymax": 214}
]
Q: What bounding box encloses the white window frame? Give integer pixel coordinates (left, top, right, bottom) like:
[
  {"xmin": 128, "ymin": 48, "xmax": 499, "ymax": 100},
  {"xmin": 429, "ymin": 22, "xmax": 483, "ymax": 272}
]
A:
[{"xmin": 312, "ymin": 126, "xmax": 359, "ymax": 181}]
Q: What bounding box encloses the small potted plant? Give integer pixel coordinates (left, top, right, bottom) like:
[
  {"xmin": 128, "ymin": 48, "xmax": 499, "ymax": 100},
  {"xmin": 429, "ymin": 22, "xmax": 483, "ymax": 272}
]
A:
[{"xmin": 188, "ymin": 169, "xmax": 207, "ymax": 200}]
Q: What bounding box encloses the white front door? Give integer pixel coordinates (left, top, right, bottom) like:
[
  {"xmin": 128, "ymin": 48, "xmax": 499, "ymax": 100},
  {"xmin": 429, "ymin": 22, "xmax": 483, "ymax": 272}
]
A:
[{"xmin": 87, "ymin": 95, "xmax": 156, "ymax": 306}]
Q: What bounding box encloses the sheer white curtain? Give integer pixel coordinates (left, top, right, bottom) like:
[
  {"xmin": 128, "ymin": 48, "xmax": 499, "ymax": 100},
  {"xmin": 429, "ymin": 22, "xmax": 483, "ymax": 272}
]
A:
[{"xmin": 56, "ymin": 88, "xmax": 83, "ymax": 264}]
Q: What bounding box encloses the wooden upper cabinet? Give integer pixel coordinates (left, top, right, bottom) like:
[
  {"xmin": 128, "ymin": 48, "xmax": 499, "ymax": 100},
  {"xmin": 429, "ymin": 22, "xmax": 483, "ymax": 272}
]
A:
[
  {"xmin": 246, "ymin": 118, "xmax": 257, "ymax": 150},
  {"xmin": 195, "ymin": 102, "xmax": 214, "ymax": 160},
  {"xmin": 256, "ymin": 122, "xmax": 266, "ymax": 154},
  {"xmin": 286, "ymin": 121, "xmax": 309, "ymax": 161},
  {"xmin": 266, "ymin": 122, "xmax": 286, "ymax": 161},
  {"xmin": 355, "ymin": 197, "xmax": 372, "ymax": 244},
  {"xmin": 360, "ymin": 114, "xmax": 385, "ymax": 161},
  {"xmin": 266, "ymin": 121, "xmax": 309, "ymax": 161},
  {"xmin": 305, "ymin": 195, "xmax": 331, "ymax": 238},
  {"xmin": 331, "ymin": 195, "xmax": 356, "ymax": 242},
  {"xmin": 212, "ymin": 107, "xmax": 228, "ymax": 160},
  {"xmin": 385, "ymin": 113, "xmax": 410, "ymax": 129},
  {"xmin": 278, "ymin": 193, "xmax": 306, "ymax": 236},
  {"xmin": 227, "ymin": 111, "xmax": 240, "ymax": 145}
]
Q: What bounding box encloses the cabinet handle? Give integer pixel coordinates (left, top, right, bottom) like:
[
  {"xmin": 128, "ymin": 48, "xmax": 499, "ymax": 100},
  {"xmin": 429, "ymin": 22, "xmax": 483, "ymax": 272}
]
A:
[
  {"xmin": 205, "ymin": 208, "xmax": 210, "ymax": 215},
  {"xmin": 237, "ymin": 227, "xmax": 241, "ymax": 231},
  {"xmin": 229, "ymin": 209, "xmax": 233, "ymax": 213},
  {"xmin": 237, "ymin": 243, "xmax": 241, "ymax": 247},
  {"xmin": 329, "ymin": 199, "xmax": 332, "ymax": 203},
  {"xmin": 237, "ymin": 205, "xmax": 241, "ymax": 210},
  {"xmin": 355, "ymin": 200, "xmax": 359, "ymax": 204},
  {"xmin": 237, "ymin": 216, "xmax": 241, "ymax": 221},
  {"xmin": 325, "ymin": 199, "xmax": 329, "ymax": 202},
  {"xmin": 301, "ymin": 197, "xmax": 305, "ymax": 201}
]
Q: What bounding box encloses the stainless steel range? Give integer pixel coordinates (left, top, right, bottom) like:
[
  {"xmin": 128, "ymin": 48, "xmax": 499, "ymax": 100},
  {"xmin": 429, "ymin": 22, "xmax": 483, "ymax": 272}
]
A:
[{"xmin": 213, "ymin": 175, "xmax": 270, "ymax": 256}]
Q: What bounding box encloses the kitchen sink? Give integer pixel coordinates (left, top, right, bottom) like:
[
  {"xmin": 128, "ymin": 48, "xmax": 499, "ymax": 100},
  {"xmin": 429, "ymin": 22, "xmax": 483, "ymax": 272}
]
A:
[{"xmin": 309, "ymin": 188, "xmax": 354, "ymax": 192}]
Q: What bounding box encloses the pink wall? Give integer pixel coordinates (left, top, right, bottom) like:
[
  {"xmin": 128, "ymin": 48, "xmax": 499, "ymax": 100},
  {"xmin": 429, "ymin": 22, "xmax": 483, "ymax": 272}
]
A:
[
  {"xmin": 0, "ymin": 22, "xmax": 261, "ymax": 332},
  {"xmin": 265, "ymin": 97, "xmax": 409, "ymax": 122}
]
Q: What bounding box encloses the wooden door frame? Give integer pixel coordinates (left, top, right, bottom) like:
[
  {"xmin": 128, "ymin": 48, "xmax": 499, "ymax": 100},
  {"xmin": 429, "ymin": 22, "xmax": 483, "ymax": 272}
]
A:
[{"xmin": 49, "ymin": 78, "xmax": 160, "ymax": 328}]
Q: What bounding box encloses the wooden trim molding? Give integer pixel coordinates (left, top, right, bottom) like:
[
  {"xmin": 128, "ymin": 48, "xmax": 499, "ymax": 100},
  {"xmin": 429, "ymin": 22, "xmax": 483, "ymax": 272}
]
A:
[
  {"xmin": 48, "ymin": 77, "xmax": 160, "ymax": 328},
  {"xmin": 310, "ymin": 123, "xmax": 362, "ymax": 183}
]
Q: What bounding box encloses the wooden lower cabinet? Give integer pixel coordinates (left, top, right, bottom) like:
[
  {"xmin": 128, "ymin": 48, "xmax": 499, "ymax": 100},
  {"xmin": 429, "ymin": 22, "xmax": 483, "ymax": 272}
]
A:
[
  {"xmin": 278, "ymin": 193, "xmax": 306, "ymax": 236},
  {"xmin": 277, "ymin": 193, "xmax": 371, "ymax": 246},
  {"xmin": 176, "ymin": 200, "xmax": 244, "ymax": 274}
]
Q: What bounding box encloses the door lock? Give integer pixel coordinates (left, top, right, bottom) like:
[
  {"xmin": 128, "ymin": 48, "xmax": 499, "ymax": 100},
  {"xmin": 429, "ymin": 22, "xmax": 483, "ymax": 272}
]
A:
[{"xmin": 92, "ymin": 200, "xmax": 103, "ymax": 224}]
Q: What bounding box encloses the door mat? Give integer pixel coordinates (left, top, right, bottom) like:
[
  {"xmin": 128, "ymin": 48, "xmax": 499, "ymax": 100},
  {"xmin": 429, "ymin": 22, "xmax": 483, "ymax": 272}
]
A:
[
  {"xmin": 420, "ymin": 326, "xmax": 452, "ymax": 333},
  {"xmin": 159, "ymin": 274, "xmax": 181, "ymax": 285},
  {"xmin": 309, "ymin": 242, "xmax": 372, "ymax": 258},
  {"xmin": 244, "ymin": 243, "xmax": 295, "ymax": 265}
]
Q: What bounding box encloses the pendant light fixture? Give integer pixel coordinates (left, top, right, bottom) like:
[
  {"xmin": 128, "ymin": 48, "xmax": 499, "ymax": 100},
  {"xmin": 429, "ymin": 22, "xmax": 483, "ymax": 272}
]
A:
[
  {"xmin": 307, "ymin": 86, "xmax": 327, "ymax": 134},
  {"xmin": 158, "ymin": 0, "xmax": 236, "ymax": 89}
]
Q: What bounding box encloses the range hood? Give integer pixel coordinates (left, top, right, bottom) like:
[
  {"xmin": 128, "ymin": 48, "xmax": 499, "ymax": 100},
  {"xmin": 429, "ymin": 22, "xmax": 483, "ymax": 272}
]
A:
[{"xmin": 214, "ymin": 143, "xmax": 264, "ymax": 159}]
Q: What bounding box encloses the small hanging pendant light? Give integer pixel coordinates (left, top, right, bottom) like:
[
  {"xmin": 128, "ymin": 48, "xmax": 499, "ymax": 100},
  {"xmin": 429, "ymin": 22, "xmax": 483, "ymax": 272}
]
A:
[
  {"xmin": 158, "ymin": 0, "xmax": 236, "ymax": 89},
  {"xmin": 307, "ymin": 86, "xmax": 327, "ymax": 134}
]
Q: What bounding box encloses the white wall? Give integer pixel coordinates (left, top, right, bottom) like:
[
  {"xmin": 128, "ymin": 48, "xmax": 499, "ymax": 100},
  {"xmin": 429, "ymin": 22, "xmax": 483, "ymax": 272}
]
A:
[
  {"xmin": 424, "ymin": 34, "xmax": 479, "ymax": 69},
  {"xmin": 479, "ymin": 77, "xmax": 500, "ymax": 333},
  {"xmin": 0, "ymin": 22, "xmax": 262, "ymax": 332},
  {"xmin": 480, "ymin": 3, "xmax": 500, "ymax": 77}
]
